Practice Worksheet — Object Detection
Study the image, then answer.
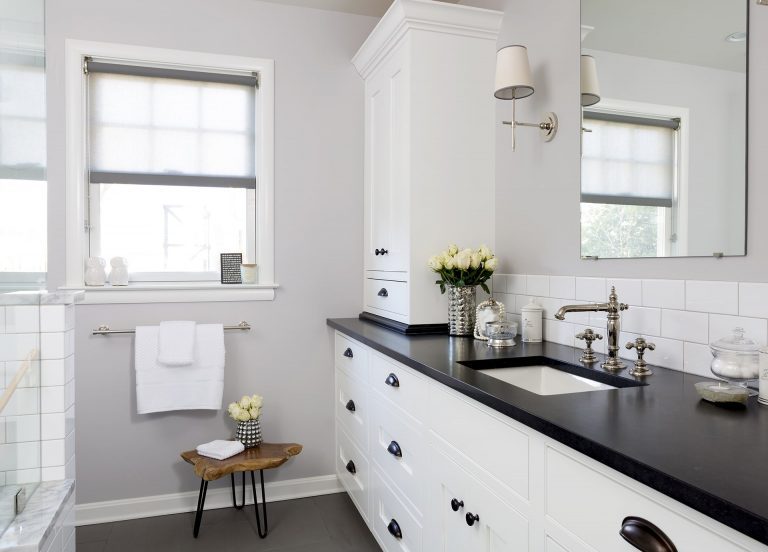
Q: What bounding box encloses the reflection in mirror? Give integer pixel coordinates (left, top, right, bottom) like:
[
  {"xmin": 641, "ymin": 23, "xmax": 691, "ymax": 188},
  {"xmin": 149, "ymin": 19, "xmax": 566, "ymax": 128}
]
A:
[
  {"xmin": 0, "ymin": 0, "xmax": 47, "ymax": 289},
  {"xmin": 580, "ymin": 0, "xmax": 747, "ymax": 259}
]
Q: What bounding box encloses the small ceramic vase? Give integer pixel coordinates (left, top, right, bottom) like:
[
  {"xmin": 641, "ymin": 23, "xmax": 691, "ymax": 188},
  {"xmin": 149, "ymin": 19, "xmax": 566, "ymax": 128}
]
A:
[
  {"xmin": 84, "ymin": 257, "xmax": 107, "ymax": 286},
  {"xmin": 108, "ymin": 257, "xmax": 129, "ymax": 286}
]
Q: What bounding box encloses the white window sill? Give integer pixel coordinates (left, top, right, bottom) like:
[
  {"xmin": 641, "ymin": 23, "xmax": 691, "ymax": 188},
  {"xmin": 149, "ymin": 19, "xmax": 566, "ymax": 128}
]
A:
[{"xmin": 59, "ymin": 282, "xmax": 279, "ymax": 305}]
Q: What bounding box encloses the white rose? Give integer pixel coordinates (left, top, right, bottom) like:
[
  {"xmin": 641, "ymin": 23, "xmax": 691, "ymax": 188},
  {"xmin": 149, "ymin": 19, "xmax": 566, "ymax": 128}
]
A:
[
  {"xmin": 444, "ymin": 256, "xmax": 456, "ymax": 270},
  {"xmin": 428, "ymin": 255, "xmax": 443, "ymax": 271},
  {"xmin": 455, "ymin": 252, "xmax": 471, "ymax": 271},
  {"xmin": 236, "ymin": 408, "xmax": 251, "ymax": 422},
  {"xmin": 249, "ymin": 407, "xmax": 261, "ymax": 419},
  {"xmin": 470, "ymin": 252, "xmax": 482, "ymax": 269},
  {"xmin": 484, "ymin": 257, "xmax": 498, "ymax": 271},
  {"xmin": 239, "ymin": 395, "xmax": 252, "ymax": 409},
  {"xmin": 250, "ymin": 394, "xmax": 263, "ymax": 408},
  {"xmin": 227, "ymin": 402, "xmax": 238, "ymax": 414},
  {"xmin": 478, "ymin": 245, "xmax": 492, "ymax": 260},
  {"xmin": 448, "ymin": 244, "xmax": 459, "ymax": 255}
]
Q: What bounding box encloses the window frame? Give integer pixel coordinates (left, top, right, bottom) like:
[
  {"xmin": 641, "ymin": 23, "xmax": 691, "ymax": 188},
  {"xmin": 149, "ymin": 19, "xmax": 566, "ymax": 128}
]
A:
[
  {"xmin": 64, "ymin": 40, "xmax": 276, "ymax": 303},
  {"xmin": 581, "ymin": 98, "xmax": 690, "ymax": 258}
]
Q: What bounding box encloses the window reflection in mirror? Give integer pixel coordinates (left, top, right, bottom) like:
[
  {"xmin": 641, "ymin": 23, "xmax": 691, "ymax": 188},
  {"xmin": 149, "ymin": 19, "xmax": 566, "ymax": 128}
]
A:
[{"xmin": 580, "ymin": 0, "xmax": 747, "ymax": 259}]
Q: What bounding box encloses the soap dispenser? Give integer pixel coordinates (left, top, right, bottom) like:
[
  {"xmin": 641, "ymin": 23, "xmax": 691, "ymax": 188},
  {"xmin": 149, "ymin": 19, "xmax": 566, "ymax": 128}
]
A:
[{"xmin": 521, "ymin": 299, "xmax": 543, "ymax": 343}]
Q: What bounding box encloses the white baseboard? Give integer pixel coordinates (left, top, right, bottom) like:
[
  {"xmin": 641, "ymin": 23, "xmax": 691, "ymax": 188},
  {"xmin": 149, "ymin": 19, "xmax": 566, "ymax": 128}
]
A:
[{"xmin": 75, "ymin": 474, "xmax": 343, "ymax": 526}]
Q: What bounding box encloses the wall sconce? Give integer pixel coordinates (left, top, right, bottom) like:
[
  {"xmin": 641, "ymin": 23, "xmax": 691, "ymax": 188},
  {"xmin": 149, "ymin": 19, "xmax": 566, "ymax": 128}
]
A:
[
  {"xmin": 494, "ymin": 45, "xmax": 558, "ymax": 151},
  {"xmin": 580, "ymin": 54, "xmax": 600, "ymax": 107}
]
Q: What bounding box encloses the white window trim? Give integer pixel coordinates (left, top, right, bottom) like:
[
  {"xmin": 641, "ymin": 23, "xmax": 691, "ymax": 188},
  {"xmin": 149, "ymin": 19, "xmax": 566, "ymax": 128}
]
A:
[
  {"xmin": 584, "ymin": 97, "xmax": 690, "ymax": 257},
  {"xmin": 63, "ymin": 40, "xmax": 276, "ymax": 303}
]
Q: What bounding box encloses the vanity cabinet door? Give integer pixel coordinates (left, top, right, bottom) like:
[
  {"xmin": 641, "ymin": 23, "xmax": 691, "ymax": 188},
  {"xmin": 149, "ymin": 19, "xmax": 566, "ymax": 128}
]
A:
[
  {"xmin": 363, "ymin": 44, "xmax": 409, "ymax": 274},
  {"xmin": 428, "ymin": 445, "xmax": 529, "ymax": 552}
]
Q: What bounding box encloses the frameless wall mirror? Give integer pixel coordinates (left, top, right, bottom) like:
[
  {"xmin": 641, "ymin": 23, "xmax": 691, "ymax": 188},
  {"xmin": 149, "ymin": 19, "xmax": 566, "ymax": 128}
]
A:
[{"xmin": 580, "ymin": 0, "xmax": 747, "ymax": 259}]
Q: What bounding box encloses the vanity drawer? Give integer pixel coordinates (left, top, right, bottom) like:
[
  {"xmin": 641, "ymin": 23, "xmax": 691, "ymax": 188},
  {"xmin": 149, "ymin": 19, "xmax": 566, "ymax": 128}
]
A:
[
  {"xmin": 335, "ymin": 332, "xmax": 369, "ymax": 380},
  {"xmin": 370, "ymin": 353, "xmax": 428, "ymax": 423},
  {"xmin": 336, "ymin": 424, "xmax": 370, "ymax": 523},
  {"xmin": 365, "ymin": 277, "xmax": 409, "ymax": 317},
  {"xmin": 370, "ymin": 393, "xmax": 426, "ymax": 516},
  {"xmin": 546, "ymin": 446, "xmax": 752, "ymax": 552},
  {"xmin": 371, "ymin": 468, "xmax": 423, "ymax": 552},
  {"xmin": 335, "ymin": 367, "xmax": 368, "ymax": 451}
]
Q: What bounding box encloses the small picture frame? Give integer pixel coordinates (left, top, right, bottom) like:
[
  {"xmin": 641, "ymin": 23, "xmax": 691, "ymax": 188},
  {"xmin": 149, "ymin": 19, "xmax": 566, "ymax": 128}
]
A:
[{"xmin": 220, "ymin": 253, "xmax": 243, "ymax": 284}]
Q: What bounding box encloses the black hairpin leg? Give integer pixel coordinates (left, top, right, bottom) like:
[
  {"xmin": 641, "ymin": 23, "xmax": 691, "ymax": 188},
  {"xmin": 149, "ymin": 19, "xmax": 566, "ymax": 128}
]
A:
[
  {"xmin": 231, "ymin": 472, "xmax": 246, "ymax": 509},
  {"xmin": 193, "ymin": 479, "xmax": 208, "ymax": 538},
  {"xmin": 250, "ymin": 470, "xmax": 268, "ymax": 538}
]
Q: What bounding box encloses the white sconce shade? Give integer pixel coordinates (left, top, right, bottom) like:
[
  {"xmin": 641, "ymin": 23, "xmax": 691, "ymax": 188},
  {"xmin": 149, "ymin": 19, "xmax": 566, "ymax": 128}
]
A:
[
  {"xmin": 580, "ymin": 54, "xmax": 601, "ymax": 107},
  {"xmin": 494, "ymin": 45, "xmax": 534, "ymax": 100}
]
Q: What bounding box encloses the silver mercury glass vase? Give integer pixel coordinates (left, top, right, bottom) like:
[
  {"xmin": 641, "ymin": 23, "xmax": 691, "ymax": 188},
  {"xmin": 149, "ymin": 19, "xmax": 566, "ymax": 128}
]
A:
[
  {"xmin": 447, "ymin": 285, "xmax": 477, "ymax": 336},
  {"xmin": 235, "ymin": 418, "xmax": 263, "ymax": 448}
]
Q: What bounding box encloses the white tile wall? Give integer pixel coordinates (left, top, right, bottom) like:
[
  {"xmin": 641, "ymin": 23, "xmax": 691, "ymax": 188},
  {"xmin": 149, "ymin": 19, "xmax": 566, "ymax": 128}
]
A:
[
  {"xmin": 492, "ymin": 273, "xmax": 768, "ymax": 376},
  {"xmin": 527, "ymin": 274, "xmax": 550, "ymax": 297}
]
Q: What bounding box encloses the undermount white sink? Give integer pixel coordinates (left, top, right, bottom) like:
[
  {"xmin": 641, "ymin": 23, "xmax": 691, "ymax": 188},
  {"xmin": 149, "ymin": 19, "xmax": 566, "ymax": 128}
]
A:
[{"xmin": 478, "ymin": 365, "xmax": 617, "ymax": 396}]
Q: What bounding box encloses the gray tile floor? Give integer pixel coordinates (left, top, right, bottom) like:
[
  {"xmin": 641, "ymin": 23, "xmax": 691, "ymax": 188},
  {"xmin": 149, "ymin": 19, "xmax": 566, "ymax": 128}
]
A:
[{"xmin": 76, "ymin": 493, "xmax": 380, "ymax": 551}]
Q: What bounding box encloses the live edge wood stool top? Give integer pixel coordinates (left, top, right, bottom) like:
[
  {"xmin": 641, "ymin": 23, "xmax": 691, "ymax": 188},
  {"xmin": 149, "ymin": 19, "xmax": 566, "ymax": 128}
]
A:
[{"xmin": 181, "ymin": 443, "xmax": 303, "ymax": 481}]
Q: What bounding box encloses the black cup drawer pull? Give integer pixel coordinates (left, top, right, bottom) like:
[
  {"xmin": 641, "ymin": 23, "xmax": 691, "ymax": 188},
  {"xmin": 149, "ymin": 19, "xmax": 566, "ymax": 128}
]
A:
[
  {"xmin": 345, "ymin": 399, "xmax": 356, "ymax": 413},
  {"xmin": 465, "ymin": 512, "xmax": 480, "ymax": 527},
  {"xmin": 375, "ymin": 248, "xmax": 389, "ymax": 256},
  {"xmin": 385, "ymin": 373, "xmax": 400, "ymax": 387},
  {"xmin": 345, "ymin": 460, "xmax": 356, "ymax": 475},
  {"xmin": 387, "ymin": 519, "xmax": 402, "ymax": 539},
  {"xmin": 620, "ymin": 516, "xmax": 678, "ymax": 552},
  {"xmin": 451, "ymin": 498, "xmax": 464, "ymax": 512},
  {"xmin": 377, "ymin": 288, "xmax": 389, "ymax": 298},
  {"xmin": 343, "ymin": 347, "xmax": 354, "ymax": 358},
  {"xmin": 387, "ymin": 440, "xmax": 402, "ymax": 458}
]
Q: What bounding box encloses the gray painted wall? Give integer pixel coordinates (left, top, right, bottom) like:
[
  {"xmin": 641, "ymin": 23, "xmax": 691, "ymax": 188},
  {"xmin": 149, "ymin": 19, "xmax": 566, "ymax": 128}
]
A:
[
  {"xmin": 494, "ymin": 0, "xmax": 768, "ymax": 281},
  {"xmin": 45, "ymin": 0, "xmax": 375, "ymax": 503}
]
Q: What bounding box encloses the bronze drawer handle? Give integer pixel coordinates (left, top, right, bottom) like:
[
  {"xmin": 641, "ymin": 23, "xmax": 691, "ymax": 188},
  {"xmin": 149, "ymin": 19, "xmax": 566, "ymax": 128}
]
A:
[{"xmin": 620, "ymin": 516, "xmax": 677, "ymax": 552}]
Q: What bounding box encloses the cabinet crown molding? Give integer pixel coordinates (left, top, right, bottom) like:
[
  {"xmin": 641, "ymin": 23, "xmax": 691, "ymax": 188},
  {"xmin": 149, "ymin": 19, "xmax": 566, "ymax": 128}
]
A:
[{"xmin": 352, "ymin": 0, "xmax": 502, "ymax": 78}]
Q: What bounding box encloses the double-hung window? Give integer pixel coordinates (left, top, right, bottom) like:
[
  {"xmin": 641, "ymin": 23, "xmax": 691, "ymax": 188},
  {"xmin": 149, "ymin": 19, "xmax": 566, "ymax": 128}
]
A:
[
  {"xmin": 581, "ymin": 109, "xmax": 681, "ymax": 258},
  {"xmin": 85, "ymin": 58, "xmax": 258, "ymax": 282}
]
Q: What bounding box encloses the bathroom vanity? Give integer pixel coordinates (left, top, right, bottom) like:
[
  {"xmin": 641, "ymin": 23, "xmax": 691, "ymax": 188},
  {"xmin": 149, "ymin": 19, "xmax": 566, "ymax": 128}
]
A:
[{"xmin": 329, "ymin": 318, "xmax": 768, "ymax": 552}]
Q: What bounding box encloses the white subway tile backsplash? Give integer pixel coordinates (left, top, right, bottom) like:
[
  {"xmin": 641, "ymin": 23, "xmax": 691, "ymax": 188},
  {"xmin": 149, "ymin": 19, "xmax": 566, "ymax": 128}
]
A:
[
  {"xmin": 526, "ymin": 275, "xmax": 549, "ymax": 297},
  {"xmin": 683, "ymin": 342, "xmax": 714, "ymax": 378},
  {"xmin": 0, "ymin": 333, "xmax": 40, "ymax": 362},
  {"xmin": 549, "ymin": 276, "xmax": 576, "ymax": 299},
  {"xmin": 41, "ymin": 386, "xmax": 65, "ymax": 414},
  {"xmin": 5, "ymin": 359, "xmax": 40, "ymax": 388},
  {"xmin": 41, "ymin": 359, "xmax": 66, "ymax": 386},
  {"xmin": 41, "ymin": 330, "xmax": 75, "ymax": 360},
  {"xmin": 538, "ymin": 297, "xmax": 563, "ymax": 320},
  {"xmin": 507, "ymin": 274, "xmax": 526, "ymax": 294},
  {"xmin": 41, "ymin": 412, "xmax": 65, "ymax": 440},
  {"xmin": 5, "ymin": 415, "xmax": 40, "ymax": 443},
  {"xmin": 642, "ymin": 336, "xmax": 684, "ymax": 371},
  {"xmin": 685, "ymin": 281, "xmax": 738, "ymax": 315},
  {"xmin": 0, "ymin": 441, "xmax": 40, "ymax": 471},
  {"xmin": 661, "ymin": 310, "xmax": 708, "ymax": 344},
  {"xmin": 42, "ymin": 439, "xmax": 65, "ymax": 467},
  {"xmin": 642, "ymin": 279, "xmax": 685, "ymax": 309},
  {"xmin": 709, "ymin": 314, "xmax": 768, "ymax": 345},
  {"xmin": 544, "ymin": 320, "xmax": 575, "ymax": 347},
  {"xmin": 621, "ymin": 307, "xmax": 661, "ymax": 336},
  {"xmin": 3, "ymin": 388, "xmax": 39, "ymax": 416},
  {"xmin": 606, "ymin": 278, "xmax": 642, "ymax": 306},
  {"xmin": 5, "ymin": 306, "xmax": 39, "ymax": 333},
  {"xmin": 514, "ymin": 295, "xmax": 531, "ymax": 315},
  {"xmin": 40, "ymin": 305, "xmax": 75, "ymax": 333},
  {"xmin": 42, "ymin": 466, "xmax": 66, "ymax": 481},
  {"xmin": 739, "ymin": 283, "xmax": 768, "ymax": 319},
  {"xmin": 576, "ymin": 277, "xmax": 606, "ymax": 302},
  {"xmin": 491, "ymin": 274, "xmax": 507, "ymax": 295}
]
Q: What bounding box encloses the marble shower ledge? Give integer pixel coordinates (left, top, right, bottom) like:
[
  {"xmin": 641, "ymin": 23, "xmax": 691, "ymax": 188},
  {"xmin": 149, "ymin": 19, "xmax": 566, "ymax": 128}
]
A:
[
  {"xmin": 0, "ymin": 291, "xmax": 83, "ymax": 306},
  {"xmin": 0, "ymin": 480, "xmax": 74, "ymax": 551}
]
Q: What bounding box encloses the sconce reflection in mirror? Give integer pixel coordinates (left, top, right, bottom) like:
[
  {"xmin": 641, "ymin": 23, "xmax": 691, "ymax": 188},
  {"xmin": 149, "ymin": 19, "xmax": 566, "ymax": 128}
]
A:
[
  {"xmin": 580, "ymin": 54, "xmax": 600, "ymax": 137},
  {"xmin": 494, "ymin": 45, "xmax": 558, "ymax": 151}
]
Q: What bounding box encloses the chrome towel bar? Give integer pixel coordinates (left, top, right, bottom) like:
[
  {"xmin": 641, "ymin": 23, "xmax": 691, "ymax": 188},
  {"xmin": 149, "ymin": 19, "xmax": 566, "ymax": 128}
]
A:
[{"xmin": 92, "ymin": 321, "xmax": 251, "ymax": 335}]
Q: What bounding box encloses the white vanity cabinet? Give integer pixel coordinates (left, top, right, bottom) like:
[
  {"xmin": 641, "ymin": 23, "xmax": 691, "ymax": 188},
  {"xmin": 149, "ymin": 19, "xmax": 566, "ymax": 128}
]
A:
[
  {"xmin": 332, "ymin": 330, "xmax": 768, "ymax": 552},
  {"xmin": 352, "ymin": 0, "xmax": 501, "ymax": 329}
]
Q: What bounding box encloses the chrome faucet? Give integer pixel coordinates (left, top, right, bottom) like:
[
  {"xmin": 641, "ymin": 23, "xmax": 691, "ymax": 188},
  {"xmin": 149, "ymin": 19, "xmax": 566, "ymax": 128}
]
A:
[{"xmin": 554, "ymin": 286, "xmax": 629, "ymax": 371}]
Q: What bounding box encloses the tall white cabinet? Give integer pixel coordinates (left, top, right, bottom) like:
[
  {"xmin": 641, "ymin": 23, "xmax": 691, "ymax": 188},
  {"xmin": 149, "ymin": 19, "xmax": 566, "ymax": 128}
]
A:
[{"xmin": 352, "ymin": 0, "xmax": 502, "ymax": 332}]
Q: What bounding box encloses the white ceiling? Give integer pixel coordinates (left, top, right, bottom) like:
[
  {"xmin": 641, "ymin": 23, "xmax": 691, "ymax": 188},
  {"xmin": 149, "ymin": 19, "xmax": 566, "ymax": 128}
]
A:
[
  {"xmin": 582, "ymin": 0, "xmax": 747, "ymax": 73},
  {"xmin": 252, "ymin": 0, "xmax": 506, "ymax": 18}
]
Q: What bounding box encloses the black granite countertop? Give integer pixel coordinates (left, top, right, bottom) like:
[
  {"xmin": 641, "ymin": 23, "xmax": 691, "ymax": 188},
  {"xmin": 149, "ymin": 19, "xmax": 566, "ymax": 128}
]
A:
[{"xmin": 328, "ymin": 317, "xmax": 768, "ymax": 546}]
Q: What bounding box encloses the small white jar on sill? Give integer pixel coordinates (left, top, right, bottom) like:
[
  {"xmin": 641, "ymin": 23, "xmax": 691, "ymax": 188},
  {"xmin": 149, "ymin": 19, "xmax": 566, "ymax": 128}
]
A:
[
  {"xmin": 109, "ymin": 257, "xmax": 129, "ymax": 286},
  {"xmin": 521, "ymin": 299, "xmax": 543, "ymax": 343},
  {"xmin": 240, "ymin": 263, "xmax": 258, "ymax": 284}
]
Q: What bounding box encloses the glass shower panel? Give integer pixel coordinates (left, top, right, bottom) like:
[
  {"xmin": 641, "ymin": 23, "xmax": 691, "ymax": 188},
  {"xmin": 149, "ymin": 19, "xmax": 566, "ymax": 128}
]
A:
[{"xmin": 0, "ymin": 292, "xmax": 42, "ymax": 536}]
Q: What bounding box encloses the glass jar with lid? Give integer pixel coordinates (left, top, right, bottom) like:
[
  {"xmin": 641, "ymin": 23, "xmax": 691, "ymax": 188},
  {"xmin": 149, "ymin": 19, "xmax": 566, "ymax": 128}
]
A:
[{"xmin": 710, "ymin": 327, "xmax": 760, "ymax": 394}]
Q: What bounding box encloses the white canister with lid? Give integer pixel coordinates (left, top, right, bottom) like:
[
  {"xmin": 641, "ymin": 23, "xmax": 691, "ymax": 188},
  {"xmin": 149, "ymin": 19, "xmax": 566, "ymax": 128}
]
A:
[
  {"xmin": 521, "ymin": 299, "xmax": 543, "ymax": 343},
  {"xmin": 759, "ymin": 348, "xmax": 768, "ymax": 405}
]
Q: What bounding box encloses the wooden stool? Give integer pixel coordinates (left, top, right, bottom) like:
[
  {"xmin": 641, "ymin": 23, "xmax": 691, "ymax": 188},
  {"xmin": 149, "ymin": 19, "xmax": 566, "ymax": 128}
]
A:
[{"xmin": 181, "ymin": 443, "xmax": 302, "ymax": 539}]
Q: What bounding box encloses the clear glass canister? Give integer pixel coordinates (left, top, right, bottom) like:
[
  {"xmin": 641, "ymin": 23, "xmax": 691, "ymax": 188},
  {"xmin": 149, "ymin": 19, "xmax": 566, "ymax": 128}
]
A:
[{"xmin": 710, "ymin": 327, "xmax": 760, "ymax": 384}]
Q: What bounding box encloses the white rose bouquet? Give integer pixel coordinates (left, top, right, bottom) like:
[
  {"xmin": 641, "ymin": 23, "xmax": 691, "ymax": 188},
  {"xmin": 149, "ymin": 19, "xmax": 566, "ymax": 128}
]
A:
[
  {"xmin": 428, "ymin": 244, "xmax": 498, "ymax": 294},
  {"xmin": 227, "ymin": 394, "xmax": 263, "ymax": 422}
]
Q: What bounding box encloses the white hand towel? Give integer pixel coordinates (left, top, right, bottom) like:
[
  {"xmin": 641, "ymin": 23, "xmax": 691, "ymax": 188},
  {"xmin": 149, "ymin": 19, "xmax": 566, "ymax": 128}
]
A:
[
  {"xmin": 196, "ymin": 439, "xmax": 245, "ymax": 460},
  {"xmin": 157, "ymin": 321, "xmax": 196, "ymax": 366},
  {"xmin": 135, "ymin": 325, "xmax": 225, "ymax": 414}
]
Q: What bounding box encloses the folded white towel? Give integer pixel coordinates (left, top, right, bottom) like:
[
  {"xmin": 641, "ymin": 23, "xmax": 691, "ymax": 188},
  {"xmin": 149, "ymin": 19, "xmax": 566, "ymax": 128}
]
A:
[
  {"xmin": 157, "ymin": 321, "xmax": 196, "ymax": 366},
  {"xmin": 135, "ymin": 324, "xmax": 225, "ymax": 414},
  {"xmin": 196, "ymin": 439, "xmax": 244, "ymax": 460}
]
